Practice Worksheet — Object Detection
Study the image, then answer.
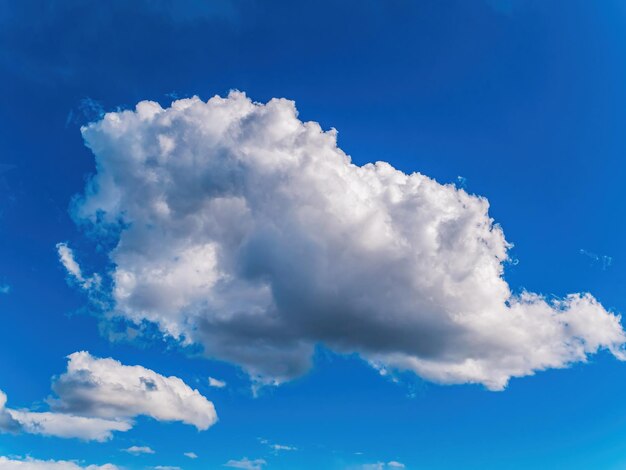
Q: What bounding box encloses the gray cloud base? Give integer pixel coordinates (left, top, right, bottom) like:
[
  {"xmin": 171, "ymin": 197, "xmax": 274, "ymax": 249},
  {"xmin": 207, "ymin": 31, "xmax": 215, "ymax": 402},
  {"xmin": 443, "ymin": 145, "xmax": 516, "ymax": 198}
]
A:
[
  {"xmin": 0, "ymin": 391, "xmax": 21, "ymax": 433},
  {"xmin": 71, "ymin": 91, "xmax": 626, "ymax": 389}
]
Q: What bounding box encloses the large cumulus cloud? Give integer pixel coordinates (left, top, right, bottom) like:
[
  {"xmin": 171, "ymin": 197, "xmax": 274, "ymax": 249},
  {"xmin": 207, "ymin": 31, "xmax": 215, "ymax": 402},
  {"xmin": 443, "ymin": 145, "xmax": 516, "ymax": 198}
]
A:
[{"xmin": 69, "ymin": 91, "xmax": 626, "ymax": 389}]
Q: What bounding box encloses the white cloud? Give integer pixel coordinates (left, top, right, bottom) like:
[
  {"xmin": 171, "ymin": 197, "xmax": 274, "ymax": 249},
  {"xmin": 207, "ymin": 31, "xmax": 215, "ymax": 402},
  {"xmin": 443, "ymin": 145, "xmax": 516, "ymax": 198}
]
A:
[
  {"xmin": 258, "ymin": 438, "xmax": 296, "ymax": 453},
  {"xmin": 0, "ymin": 456, "xmax": 119, "ymax": 470},
  {"xmin": 50, "ymin": 351, "xmax": 217, "ymax": 430},
  {"xmin": 56, "ymin": 242, "xmax": 82, "ymax": 279},
  {"xmin": 56, "ymin": 243, "xmax": 100, "ymax": 290},
  {"xmin": 0, "ymin": 352, "xmax": 216, "ymax": 442},
  {"xmin": 70, "ymin": 91, "xmax": 626, "ymax": 390},
  {"xmin": 0, "ymin": 388, "xmax": 130, "ymax": 442},
  {"xmin": 0, "ymin": 390, "xmax": 21, "ymax": 433},
  {"xmin": 184, "ymin": 452, "xmax": 198, "ymax": 459},
  {"xmin": 0, "ymin": 284, "xmax": 10, "ymax": 294},
  {"xmin": 270, "ymin": 444, "xmax": 296, "ymax": 452},
  {"xmin": 354, "ymin": 463, "xmax": 405, "ymax": 470},
  {"xmin": 224, "ymin": 458, "xmax": 266, "ymax": 470},
  {"xmin": 7, "ymin": 409, "xmax": 131, "ymax": 442},
  {"xmin": 124, "ymin": 445, "xmax": 155, "ymax": 455},
  {"xmin": 208, "ymin": 377, "xmax": 226, "ymax": 388}
]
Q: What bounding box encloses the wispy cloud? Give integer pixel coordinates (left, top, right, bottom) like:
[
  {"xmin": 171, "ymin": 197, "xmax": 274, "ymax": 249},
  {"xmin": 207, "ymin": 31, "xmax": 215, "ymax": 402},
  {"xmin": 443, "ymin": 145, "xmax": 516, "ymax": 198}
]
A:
[
  {"xmin": 259, "ymin": 437, "xmax": 297, "ymax": 453},
  {"xmin": 124, "ymin": 445, "xmax": 155, "ymax": 455},
  {"xmin": 224, "ymin": 457, "xmax": 267, "ymax": 470},
  {"xmin": 352, "ymin": 462, "xmax": 406, "ymax": 470},
  {"xmin": 208, "ymin": 377, "xmax": 226, "ymax": 388},
  {"xmin": 56, "ymin": 243, "xmax": 101, "ymax": 290},
  {"xmin": 579, "ymin": 248, "xmax": 613, "ymax": 270}
]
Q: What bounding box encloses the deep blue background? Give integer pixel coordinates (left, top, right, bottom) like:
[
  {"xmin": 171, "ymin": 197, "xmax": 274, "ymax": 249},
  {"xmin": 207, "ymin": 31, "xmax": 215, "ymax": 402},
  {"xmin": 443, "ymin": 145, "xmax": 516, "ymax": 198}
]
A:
[{"xmin": 1, "ymin": 1, "xmax": 626, "ymax": 468}]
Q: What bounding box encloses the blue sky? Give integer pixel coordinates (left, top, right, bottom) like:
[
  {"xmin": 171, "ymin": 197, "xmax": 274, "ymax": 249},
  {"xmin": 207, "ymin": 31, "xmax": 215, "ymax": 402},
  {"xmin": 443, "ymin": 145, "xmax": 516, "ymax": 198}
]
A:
[{"xmin": 2, "ymin": 1, "xmax": 626, "ymax": 469}]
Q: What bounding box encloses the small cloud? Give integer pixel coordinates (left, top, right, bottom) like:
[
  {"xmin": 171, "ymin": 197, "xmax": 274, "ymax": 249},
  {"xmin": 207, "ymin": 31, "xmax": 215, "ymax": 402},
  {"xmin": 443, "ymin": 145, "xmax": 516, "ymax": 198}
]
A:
[
  {"xmin": 1, "ymin": 386, "xmax": 131, "ymax": 441},
  {"xmin": 224, "ymin": 457, "xmax": 267, "ymax": 470},
  {"xmin": 57, "ymin": 242, "xmax": 82, "ymax": 279},
  {"xmin": 258, "ymin": 437, "xmax": 297, "ymax": 453},
  {"xmin": 354, "ymin": 462, "xmax": 406, "ymax": 470},
  {"xmin": 124, "ymin": 445, "xmax": 155, "ymax": 455},
  {"xmin": 208, "ymin": 376, "xmax": 226, "ymax": 388},
  {"xmin": 270, "ymin": 444, "xmax": 296, "ymax": 452},
  {"xmin": 56, "ymin": 242, "xmax": 101, "ymax": 290},
  {"xmin": 184, "ymin": 452, "xmax": 198, "ymax": 459},
  {"xmin": 53, "ymin": 351, "xmax": 218, "ymax": 431},
  {"xmin": 0, "ymin": 351, "xmax": 218, "ymax": 442},
  {"xmin": 0, "ymin": 284, "xmax": 9, "ymax": 294}
]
